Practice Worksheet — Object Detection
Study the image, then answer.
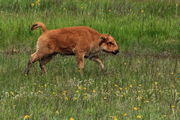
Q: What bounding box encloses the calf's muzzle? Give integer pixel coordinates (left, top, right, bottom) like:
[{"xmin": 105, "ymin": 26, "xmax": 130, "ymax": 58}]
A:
[{"xmin": 112, "ymin": 49, "xmax": 119, "ymax": 55}]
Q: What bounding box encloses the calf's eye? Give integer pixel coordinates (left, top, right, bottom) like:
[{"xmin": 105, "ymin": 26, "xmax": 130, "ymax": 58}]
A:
[{"xmin": 107, "ymin": 42, "xmax": 113, "ymax": 45}]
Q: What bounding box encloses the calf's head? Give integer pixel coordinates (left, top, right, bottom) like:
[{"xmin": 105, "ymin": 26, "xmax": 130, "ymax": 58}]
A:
[{"xmin": 99, "ymin": 34, "xmax": 119, "ymax": 55}]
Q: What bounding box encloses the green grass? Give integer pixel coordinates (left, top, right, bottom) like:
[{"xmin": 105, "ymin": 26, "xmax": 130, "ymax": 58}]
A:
[
  {"xmin": 0, "ymin": 53, "xmax": 179, "ymax": 120},
  {"xmin": 0, "ymin": 0, "xmax": 179, "ymax": 53},
  {"xmin": 0, "ymin": 0, "xmax": 180, "ymax": 120}
]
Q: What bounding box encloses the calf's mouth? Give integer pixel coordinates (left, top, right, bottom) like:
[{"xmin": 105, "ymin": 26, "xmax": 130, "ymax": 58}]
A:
[{"xmin": 112, "ymin": 50, "xmax": 119, "ymax": 55}]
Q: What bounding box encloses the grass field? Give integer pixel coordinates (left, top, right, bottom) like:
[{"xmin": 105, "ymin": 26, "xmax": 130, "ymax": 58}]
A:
[{"xmin": 0, "ymin": 0, "xmax": 180, "ymax": 120}]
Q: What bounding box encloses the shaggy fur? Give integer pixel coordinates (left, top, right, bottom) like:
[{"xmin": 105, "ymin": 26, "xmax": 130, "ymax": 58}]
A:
[{"xmin": 24, "ymin": 22, "xmax": 119, "ymax": 74}]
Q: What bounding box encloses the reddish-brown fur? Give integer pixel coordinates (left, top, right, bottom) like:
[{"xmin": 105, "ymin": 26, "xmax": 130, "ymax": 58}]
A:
[{"xmin": 24, "ymin": 22, "xmax": 119, "ymax": 74}]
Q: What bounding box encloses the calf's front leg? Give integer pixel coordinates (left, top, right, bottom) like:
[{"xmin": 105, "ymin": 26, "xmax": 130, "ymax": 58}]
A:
[
  {"xmin": 90, "ymin": 56, "xmax": 105, "ymax": 70},
  {"xmin": 75, "ymin": 52, "xmax": 85, "ymax": 74}
]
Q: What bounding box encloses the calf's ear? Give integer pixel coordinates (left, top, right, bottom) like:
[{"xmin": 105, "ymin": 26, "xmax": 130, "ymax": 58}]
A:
[
  {"xmin": 100, "ymin": 34, "xmax": 109, "ymax": 40},
  {"xmin": 99, "ymin": 34, "xmax": 108, "ymax": 45},
  {"xmin": 100, "ymin": 36, "xmax": 106, "ymax": 41}
]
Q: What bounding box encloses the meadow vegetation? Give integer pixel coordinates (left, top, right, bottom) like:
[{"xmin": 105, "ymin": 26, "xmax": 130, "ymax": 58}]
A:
[{"xmin": 0, "ymin": 0, "xmax": 179, "ymax": 120}]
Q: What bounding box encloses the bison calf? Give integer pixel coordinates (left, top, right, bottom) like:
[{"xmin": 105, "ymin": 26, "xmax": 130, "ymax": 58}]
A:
[{"xmin": 24, "ymin": 22, "xmax": 119, "ymax": 74}]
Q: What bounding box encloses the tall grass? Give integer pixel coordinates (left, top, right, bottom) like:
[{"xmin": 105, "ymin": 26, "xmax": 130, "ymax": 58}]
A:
[
  {"xmin": 0, "ymin": 53, "xmax": 179, "ymax": 120},
  {"xmin": 0, "ymin": 0, "xmax": 179, "ymax": 53}
]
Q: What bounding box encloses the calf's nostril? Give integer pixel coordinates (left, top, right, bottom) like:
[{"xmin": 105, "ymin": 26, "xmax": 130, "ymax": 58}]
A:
[
  {"xmin": 114, "ymin": 50, "xmax": 119, "ymax": 54},
  {"xmin": 112, "ymin": 50, "xmax": 119, "ymax": 55}
]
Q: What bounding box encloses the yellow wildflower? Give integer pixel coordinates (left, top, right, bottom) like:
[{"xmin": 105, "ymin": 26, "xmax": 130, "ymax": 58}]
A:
[
  {"xmin": 141, "ymin": 9, "xmax": 144, "ymax": 13},
  {"xmin": 93, "ymin": 90, "xmax": 96, "ymax": 93},
  {"xmin": 70, "ymin": 117, "xmax": 75, "ymax": 120},
  {"xmin": 63, "ymin": 91, "xmax": 67, "ymax": 95},
  {"xmin": 55, "ymin": 110, "xmax": 59, "ymax": 114},
  {"xmin": 35, "ymin": 0, "xmax": 40, "ymax": 6},
  {"xmin": 31, "ymin": 3, "xmax": 35, "ymax": 7},
  {"xmin": 136, "ymin": 96, "xmax": 143, "ymax": 100},
  {"xmin": 138, "ymin": 90, "xmax": 141, "ymax": 93},
  {"xmin": 52, "ymin": 92, "xmax": 56, "ymax": 95},
  {"xmin": 119, "ymin": 87, "xmax": 123, "ymax": 90},
  {"xmin": 24, "ymin": 115, "xmax": 30, "ymax": 119},
  {"xmin": 78, "ymin": 86, "xmax": 82, "ymax": 90},
  {"xmin": 176, "ymin": 3, "xmax": 179, "ymax": 7},
  {"xmin": 36, "ymin": 0, "xmax": 40, "ymax": 4},
  {"xmin": 114, "ymin": 84, "xmax": 118, "ymax": 87},
  {"xmin": 123, "ymin": 113, "xmax": 127, "ymax": 117},
  {"xmin": 136, "ymin": 115, "xmax": 142, "ymax": 119},
  {"xmin": 144, "ymin": 100, "xmax": 149, "ymax": 103},
  {"xmin": 133, "ymin": 107, "xmax": 140, "ymax": 111},
  {"xmin": 10, "ymin": 91, "xmax": 14, "ymax": 96},
  {"xmin": 171, "ymin": 105, "xmax": 176, "ymax": 109},
  {"xmin": 73, "ymin": 97, "xmax": 78, "ymax": 100},
  {"xmin": 65, "ymin": 97, "xmax": 69, "ymax": 100},
  {"xmin": 154, "ymin": 82, "xmax": 158, "ymax": 85},
  {"xmin": 111, "ymin": 116, "xmax": 118, "ymax": 120},
  {"xmin": 37, "ymin": 3, "xmax": 40, "ymax": 6}
]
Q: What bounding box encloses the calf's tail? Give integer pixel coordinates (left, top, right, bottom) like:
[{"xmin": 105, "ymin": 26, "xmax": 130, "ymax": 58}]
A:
[{"xmin": 31, "ymin": 22, "xmax": 47, "ymax": 32}]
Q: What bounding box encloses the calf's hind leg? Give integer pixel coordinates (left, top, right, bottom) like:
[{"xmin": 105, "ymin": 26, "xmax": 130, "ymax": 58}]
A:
[
  {"xmin": 24, "ymin": 52, "xmax": 44, "ymax": 75},
  {"xmin": 39, "ymin": 55, "xmax": 53, "ymax": 73}
]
